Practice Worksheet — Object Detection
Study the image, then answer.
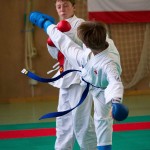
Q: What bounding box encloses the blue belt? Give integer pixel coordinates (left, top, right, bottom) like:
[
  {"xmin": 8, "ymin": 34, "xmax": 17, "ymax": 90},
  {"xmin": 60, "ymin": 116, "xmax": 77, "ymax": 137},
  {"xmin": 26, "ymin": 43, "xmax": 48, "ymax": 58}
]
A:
[
  {"xmin": 21, "ymin": 68, "xmax": 89, "ymax": 120},
  {"xmin": 21, "ymin": 68, "xmax": 80, "ymax": 83}
]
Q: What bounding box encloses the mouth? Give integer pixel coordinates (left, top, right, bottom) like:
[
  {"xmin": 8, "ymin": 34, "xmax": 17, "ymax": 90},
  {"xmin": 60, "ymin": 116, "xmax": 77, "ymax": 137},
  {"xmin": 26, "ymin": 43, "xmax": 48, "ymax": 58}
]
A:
[{"xmin": 60, "ymin": 12, "xmax": 66, "ymax": 15}]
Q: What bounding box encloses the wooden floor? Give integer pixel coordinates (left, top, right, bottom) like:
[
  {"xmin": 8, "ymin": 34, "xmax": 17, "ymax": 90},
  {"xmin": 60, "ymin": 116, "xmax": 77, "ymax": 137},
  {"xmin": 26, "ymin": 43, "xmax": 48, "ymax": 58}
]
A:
[{"xmin": 0, "ymin": 93, "xmax": 150, "ymax": 125}]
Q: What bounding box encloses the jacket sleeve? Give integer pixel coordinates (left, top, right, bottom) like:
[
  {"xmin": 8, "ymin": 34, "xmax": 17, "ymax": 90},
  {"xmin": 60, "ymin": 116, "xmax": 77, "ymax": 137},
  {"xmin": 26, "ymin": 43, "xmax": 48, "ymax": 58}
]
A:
[
  {"xmin": 66, "ymin": 19, "xmax": 84, "ymax": 47},
  {"xmin": 104, "ymin": 62, "xmax": 124, "ymax": 104},
  {"xmin": 46, "ymin": 25, "xmax": 88, "ymax": 70},
  {"xmin": 47, "ymin": 18, "xmax": 84, "ymax": 60},
  {"xmin": 47, "ymin": 44, "xmax": 59, "ymax": 59}
]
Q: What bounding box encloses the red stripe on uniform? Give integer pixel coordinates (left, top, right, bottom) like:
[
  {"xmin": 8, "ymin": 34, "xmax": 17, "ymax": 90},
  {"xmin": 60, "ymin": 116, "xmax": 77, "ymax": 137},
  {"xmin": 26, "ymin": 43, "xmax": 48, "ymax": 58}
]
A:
[{"xmin": 88, "ymin": 11, "xmax": 150, "ymax": 23}]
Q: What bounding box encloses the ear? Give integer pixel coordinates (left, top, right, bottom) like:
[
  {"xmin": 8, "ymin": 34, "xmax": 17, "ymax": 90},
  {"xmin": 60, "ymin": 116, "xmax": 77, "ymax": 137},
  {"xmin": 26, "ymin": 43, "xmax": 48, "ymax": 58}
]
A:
[{"xmin": 73, "ymin": 4, "xmax": 76, "ymax": 11}]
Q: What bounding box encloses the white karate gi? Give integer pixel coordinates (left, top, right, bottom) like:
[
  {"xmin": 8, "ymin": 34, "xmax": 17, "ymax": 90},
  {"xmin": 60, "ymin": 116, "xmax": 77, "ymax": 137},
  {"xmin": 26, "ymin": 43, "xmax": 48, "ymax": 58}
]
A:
[
  {"xmin": 47, "ymin": 24, "xmax": 124, "ymax": 147},
  {"xmin": 47, "ymin": 15, "xmax": 97, "ymax": 150}
]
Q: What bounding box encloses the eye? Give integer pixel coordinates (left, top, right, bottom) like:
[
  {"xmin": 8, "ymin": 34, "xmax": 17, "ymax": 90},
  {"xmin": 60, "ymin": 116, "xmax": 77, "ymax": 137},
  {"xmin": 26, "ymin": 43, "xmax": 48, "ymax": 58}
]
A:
[
  {"xmin": 63, "ymin": 4, "xmax": 68, "ymax": 7},
  {"xmin": 56, "ymin": 5, "xmax": 61, "ymax": 9}
]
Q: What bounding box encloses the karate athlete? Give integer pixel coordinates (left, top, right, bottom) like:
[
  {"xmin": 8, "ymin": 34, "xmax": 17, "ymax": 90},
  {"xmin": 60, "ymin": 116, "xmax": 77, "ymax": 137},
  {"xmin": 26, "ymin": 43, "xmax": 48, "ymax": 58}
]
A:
[
  {"xmin": 46, "ymin": 0, "xmax": 97, "ymax": 150},
  {"xmin": 29, "ymin": 13, "xmax": 128, "ymax": 150}
]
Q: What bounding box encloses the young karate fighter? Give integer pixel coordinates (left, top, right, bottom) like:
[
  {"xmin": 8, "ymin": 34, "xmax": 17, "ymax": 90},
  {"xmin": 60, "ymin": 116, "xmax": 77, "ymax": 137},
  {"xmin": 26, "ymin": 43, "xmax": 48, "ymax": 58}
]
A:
[
  {"xmin": 29, "ymin": 12, "xmax": 129, "ymax": 150},
  {"xmin": 46, "ymin": 0, "xmax": 97, "ymax": 149}
]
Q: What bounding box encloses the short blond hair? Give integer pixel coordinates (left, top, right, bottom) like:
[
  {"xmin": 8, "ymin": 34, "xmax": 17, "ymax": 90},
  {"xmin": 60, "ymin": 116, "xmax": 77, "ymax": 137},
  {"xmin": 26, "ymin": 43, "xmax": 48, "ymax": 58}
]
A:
[{"xmin": 55, "ymin": 0, "xmax": 75, "ymax": 5}]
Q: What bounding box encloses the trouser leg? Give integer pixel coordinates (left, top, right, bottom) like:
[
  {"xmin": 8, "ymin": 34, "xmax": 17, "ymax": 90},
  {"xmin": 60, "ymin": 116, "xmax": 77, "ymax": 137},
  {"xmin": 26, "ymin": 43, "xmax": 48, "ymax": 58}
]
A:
[
  {"xmin": 93, "ymin": 92, "xmax": 113, "ymax": 148},
  {"xmin": 55, "ymin": 88, "xmax": 75, "ymax": 150},
  {"xmin": 69, "ymin": 84, "xmax": 97, "ymax": 150}
]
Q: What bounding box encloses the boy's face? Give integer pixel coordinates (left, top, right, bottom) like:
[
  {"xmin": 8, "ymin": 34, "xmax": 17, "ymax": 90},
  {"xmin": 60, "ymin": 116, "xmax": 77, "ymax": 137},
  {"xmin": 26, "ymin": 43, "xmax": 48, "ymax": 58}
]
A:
[{"xmin": 55, "ymin": 0, "xmax": 75, "ymax": 20}]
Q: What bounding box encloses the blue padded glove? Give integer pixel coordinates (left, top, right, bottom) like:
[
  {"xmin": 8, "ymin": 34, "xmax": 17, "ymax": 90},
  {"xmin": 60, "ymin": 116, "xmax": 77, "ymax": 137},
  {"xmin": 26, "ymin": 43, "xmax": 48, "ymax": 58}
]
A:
[
  {"xmin": 112, "ymin": 103, "xmax": 129, "ymax": 121},
  {"xmin": 29, "ymin": 11, "xmax": 55, "ymax": 32}
]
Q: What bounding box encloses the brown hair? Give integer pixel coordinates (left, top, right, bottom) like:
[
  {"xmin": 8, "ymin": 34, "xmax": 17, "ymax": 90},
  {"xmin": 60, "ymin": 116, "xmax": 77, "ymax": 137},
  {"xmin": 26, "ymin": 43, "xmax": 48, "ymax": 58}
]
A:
[
  {"xmin": 55, "ymin": 0, "xmax": 75, "ymax": 5},
  {"xmin": 77, "ymin": 21, "xmax": 108, "ymax": 51}
]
